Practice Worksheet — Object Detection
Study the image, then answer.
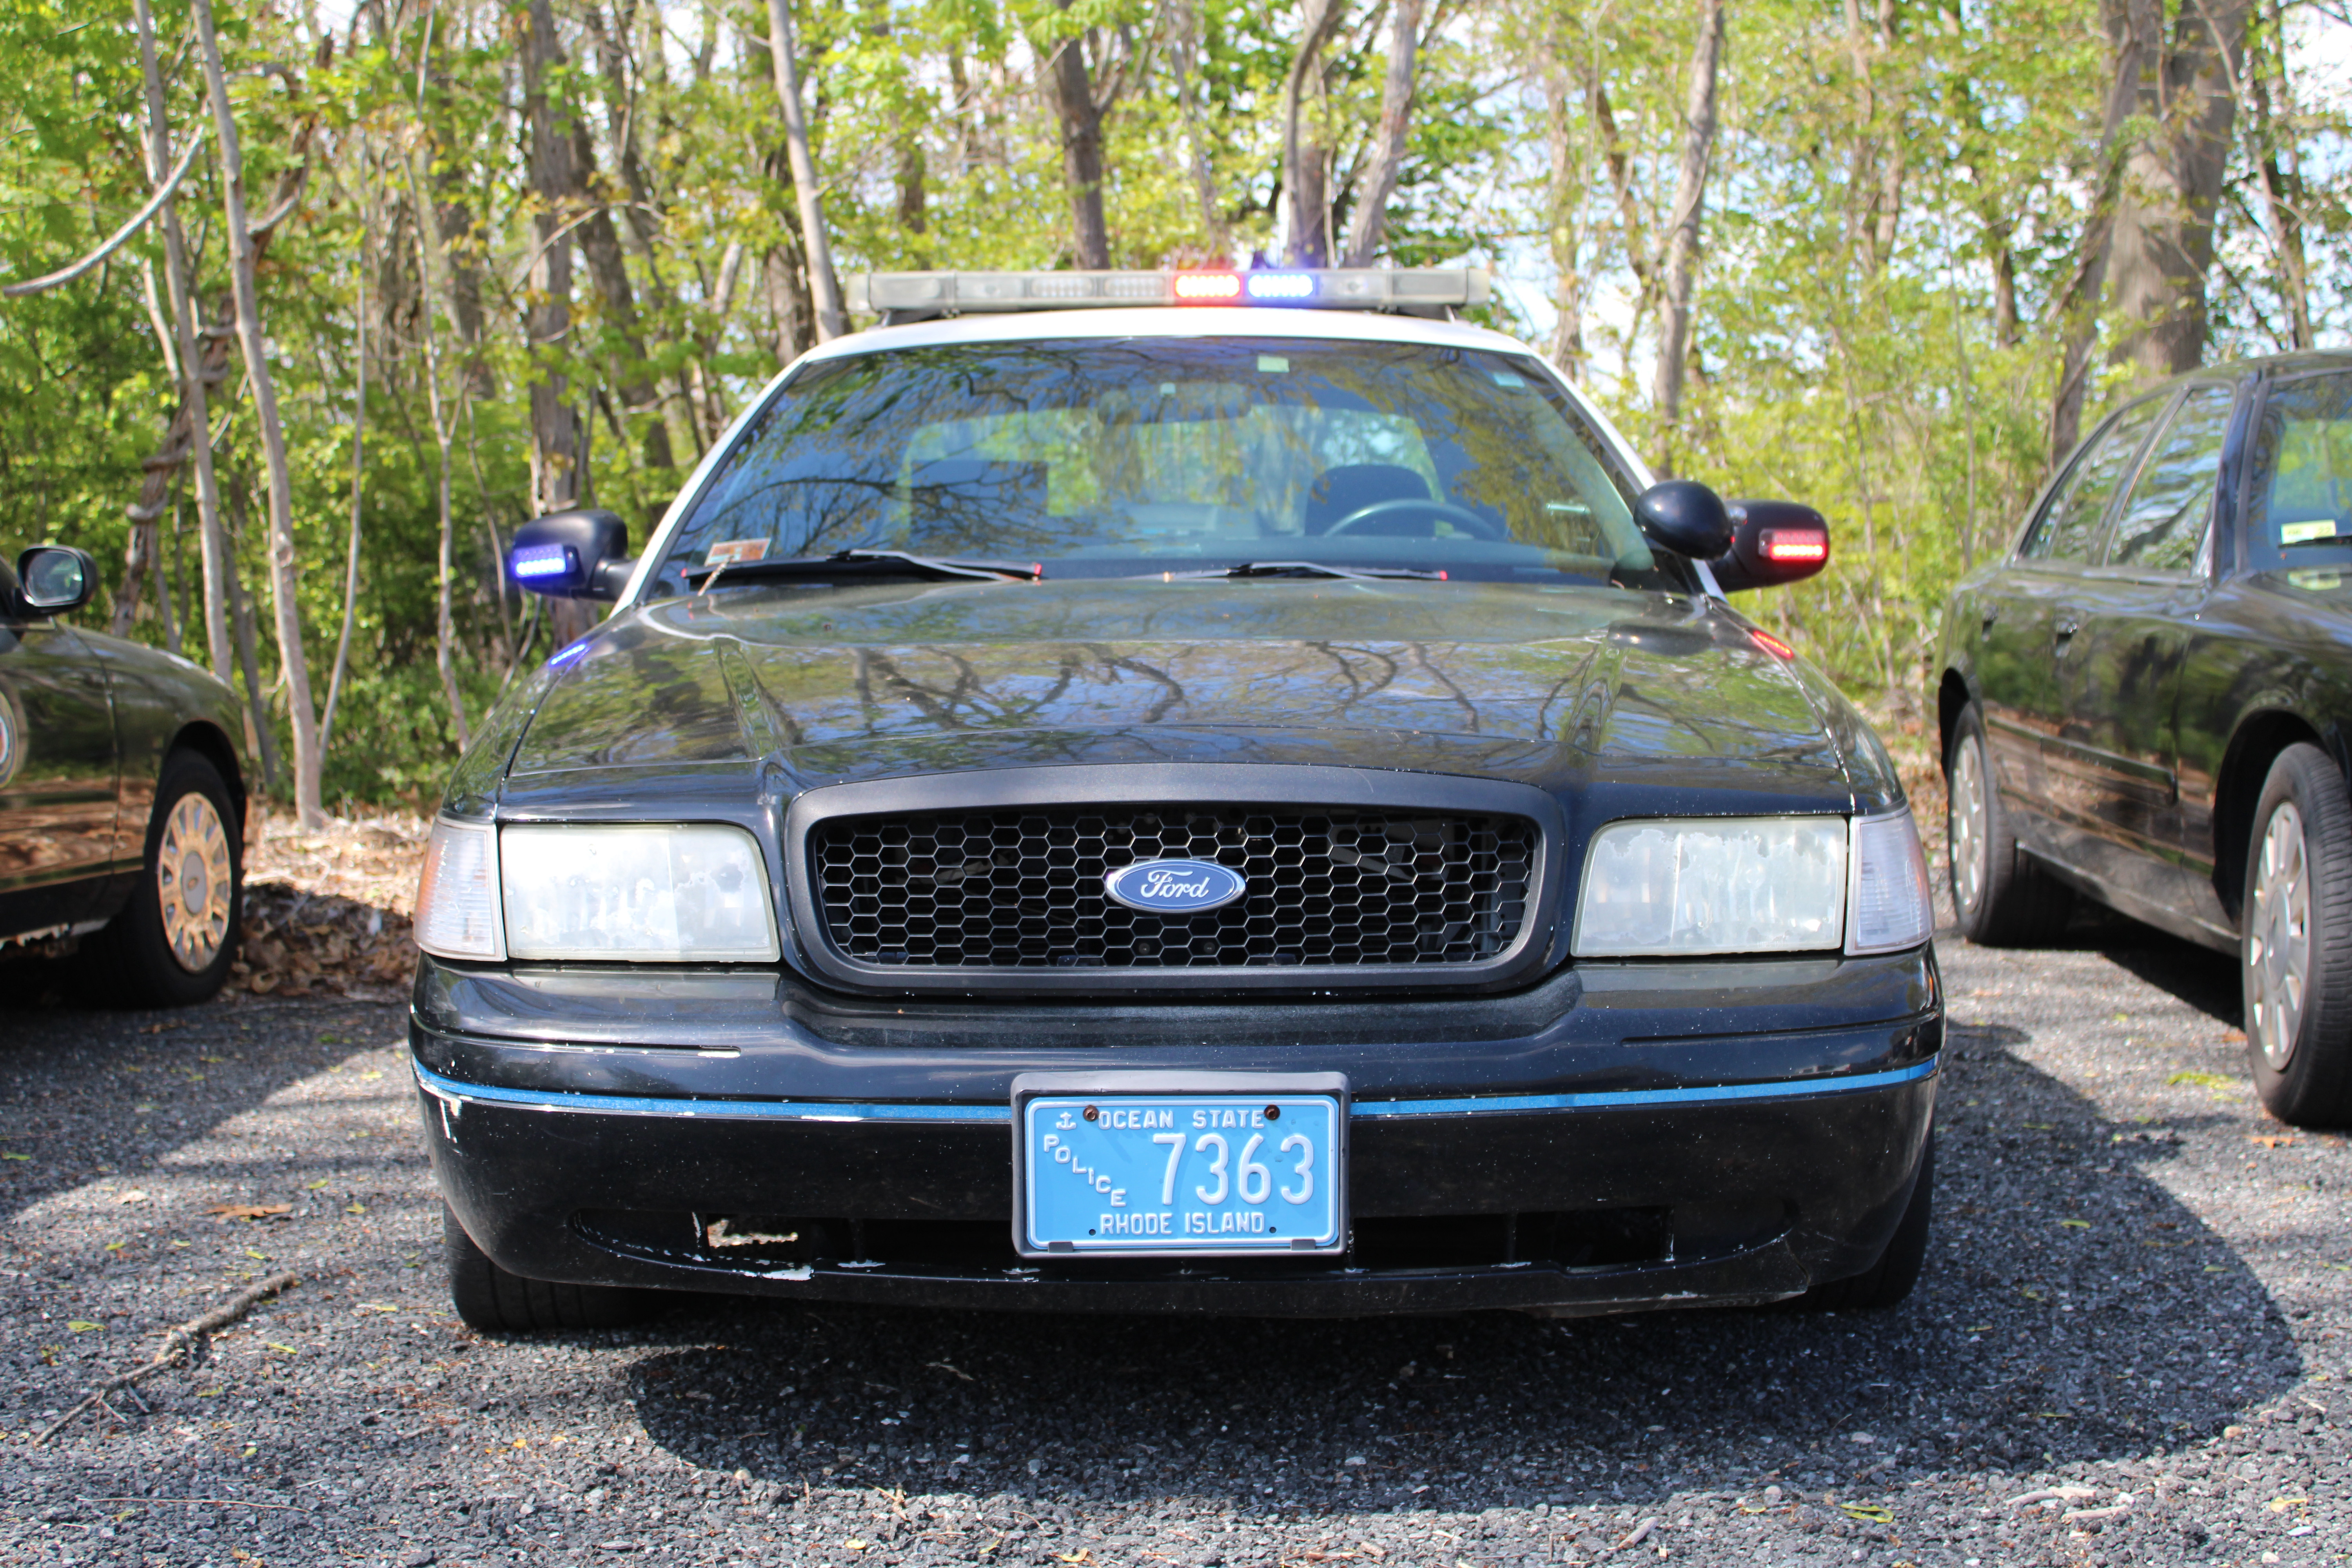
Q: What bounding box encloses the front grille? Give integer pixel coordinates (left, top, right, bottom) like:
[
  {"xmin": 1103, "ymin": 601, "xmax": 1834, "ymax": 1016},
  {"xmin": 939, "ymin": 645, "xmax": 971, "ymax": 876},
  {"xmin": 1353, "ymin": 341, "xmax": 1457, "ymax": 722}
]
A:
[{"xmin": 810, "ymin": 805, "xmax": 1536, "ymax": 970}]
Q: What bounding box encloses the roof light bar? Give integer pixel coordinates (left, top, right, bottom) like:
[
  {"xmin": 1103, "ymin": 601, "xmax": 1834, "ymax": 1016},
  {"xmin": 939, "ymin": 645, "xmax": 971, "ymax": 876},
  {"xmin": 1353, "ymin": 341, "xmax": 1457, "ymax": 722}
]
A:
[{"xmin": 848, "ymin": 268, "xmax": 1492, "ymax": 317}]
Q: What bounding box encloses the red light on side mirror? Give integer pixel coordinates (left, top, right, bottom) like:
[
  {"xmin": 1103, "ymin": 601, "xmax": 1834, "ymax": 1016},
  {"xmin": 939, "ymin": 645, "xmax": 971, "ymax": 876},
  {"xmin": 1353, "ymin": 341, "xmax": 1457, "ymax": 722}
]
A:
[{"xmin": 1759, "ymin": 529, "xmax": 1828, "ymax": 563}]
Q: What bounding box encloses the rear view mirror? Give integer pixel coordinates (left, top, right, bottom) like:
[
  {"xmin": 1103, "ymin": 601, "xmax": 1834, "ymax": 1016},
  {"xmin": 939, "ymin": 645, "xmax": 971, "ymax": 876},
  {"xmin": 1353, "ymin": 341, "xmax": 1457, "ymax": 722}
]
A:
[
  {"xmin": 15, "ymin": 546, "xmax": 97, "ymax": 616},
  {"xmin": 1711, "ymin": 501, "xmax": 1831, "ymax": 592},
  {"xmin": 510, "ymin": 509, "xmax": 634, "ymax": 601},
  {"xmin": 1633, "ymin": 480, "xmax": 1734, "ymax": 560}
]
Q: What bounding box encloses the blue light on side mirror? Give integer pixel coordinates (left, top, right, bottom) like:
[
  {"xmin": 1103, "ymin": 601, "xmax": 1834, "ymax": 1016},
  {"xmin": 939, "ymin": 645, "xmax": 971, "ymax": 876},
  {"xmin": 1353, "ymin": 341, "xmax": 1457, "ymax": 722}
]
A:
[{"xmin": 510, "ymin": 510, "xmax": 630, "ymax": 601}]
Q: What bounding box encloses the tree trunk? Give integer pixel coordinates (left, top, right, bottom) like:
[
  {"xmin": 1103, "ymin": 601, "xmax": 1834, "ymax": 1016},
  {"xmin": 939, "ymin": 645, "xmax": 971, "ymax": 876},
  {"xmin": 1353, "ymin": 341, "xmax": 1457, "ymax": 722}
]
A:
[
  {"xmin": 1278, "ymin": 0, "xmax": 1349, "ymax": 267},
  {"xmin": 193, "ymin": 0, "xmax": 323, "ymax": 826},
  {"xmin": 1167, "ymin": 0, "xmax": 1227, "ymax": 256},
  {"xmin": 523, "ymin": 0, "xmax": 583, "ymax": 517},
  {"xmin": 2051, "ymin": 0, "xmax": 2254, "ymax": 463},
  {"xmin": 319, "ymin": 243, "xmax": 365, "ymax": 764},
  {"xmin": 1339, "ymin": 0, "xmax": 1425, "ymax": 267},
  {"xmin": 1539, "ymin": 40, "xmax": 1586, "ymax": 378},
  {"xmin": 1650, "ymin": 0, "xmax": 1726, "ymax": 479},
  {"xmin": 133, "ymin": 0, "xmax": 234, "ymax": 686},
  {"xmin": 764, "ymin": 0, "xmax": 845, "ymax": 337},
  {"xmin": 2103, "ymin": 0, "xmax": 2251, "ymax": 382},
  {"xmin": 765, "ymin": 241, "xmax": 814, "ymax": 367},
  {"xmin": 222, "ymin": 475, "xmax": 281, "ymax": 791},
  {"xmin": 1044, "ymin": 2, "xmax": 1113, "ymax": 270}
]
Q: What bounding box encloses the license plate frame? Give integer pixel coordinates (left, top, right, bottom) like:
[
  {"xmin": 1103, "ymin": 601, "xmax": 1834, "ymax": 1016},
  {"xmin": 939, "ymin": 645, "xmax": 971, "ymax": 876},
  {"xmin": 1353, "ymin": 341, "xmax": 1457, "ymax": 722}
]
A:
[{"xmin": 1010, "ymin": 1071, "xmax": 1348, "ymax": 1259}]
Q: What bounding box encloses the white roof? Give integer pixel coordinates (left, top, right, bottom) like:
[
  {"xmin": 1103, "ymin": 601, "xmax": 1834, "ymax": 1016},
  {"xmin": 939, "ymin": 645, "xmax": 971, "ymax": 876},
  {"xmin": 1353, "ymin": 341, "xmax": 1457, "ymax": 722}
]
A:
[{"xmin": 801, "ymin": 305, "xmax": 1537, "ymax": 362}]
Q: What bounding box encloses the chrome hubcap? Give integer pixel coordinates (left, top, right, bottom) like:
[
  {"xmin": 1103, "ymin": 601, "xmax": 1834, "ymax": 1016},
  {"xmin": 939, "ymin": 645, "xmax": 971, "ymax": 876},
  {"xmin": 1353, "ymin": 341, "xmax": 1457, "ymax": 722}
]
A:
[
  {"xmin": 156, "ymin": 791, "xmax": 234, "ymax": 973},
  {"xmin": 1950, "ymin": 734, "xmax": 1990, "ymax": 917},
  {"xmin": 2247, "ymin": 802, "xmax": 2311, "ymax": 1071}
]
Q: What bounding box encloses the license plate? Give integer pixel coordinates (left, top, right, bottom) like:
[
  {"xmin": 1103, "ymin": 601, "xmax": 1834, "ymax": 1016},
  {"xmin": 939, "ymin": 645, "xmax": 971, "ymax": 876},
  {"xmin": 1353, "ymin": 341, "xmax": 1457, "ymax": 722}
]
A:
[{"xmin": 1011, "ymin": 1072, "xmax": 1347, "ymax": 1258}]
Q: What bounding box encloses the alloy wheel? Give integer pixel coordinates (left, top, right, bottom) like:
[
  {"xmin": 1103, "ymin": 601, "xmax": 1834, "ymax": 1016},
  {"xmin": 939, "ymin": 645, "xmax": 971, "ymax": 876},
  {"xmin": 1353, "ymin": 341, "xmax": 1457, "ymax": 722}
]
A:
[
  {"xmin": 2249, "ymin": 802, "xmax": 2312, "ymax": 1071},
  {"xmin": 156, "ymin": 791, "xmax": 234, "ymax": 973},
  {"xmin": 1949, "ymin": 733, "xmax": 1989, "ymax": 917}
]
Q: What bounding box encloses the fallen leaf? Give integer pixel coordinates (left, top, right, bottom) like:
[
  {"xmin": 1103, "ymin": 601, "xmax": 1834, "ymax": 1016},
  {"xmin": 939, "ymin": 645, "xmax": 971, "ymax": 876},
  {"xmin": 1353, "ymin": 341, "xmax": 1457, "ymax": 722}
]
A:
[
  {"xmin": 2269, "ymin": 1497, "xmax": 2308, "ymax": 1513},
  {"xmin": 2058, "ymin": 1219, "xmax": 2091, "ymax": 1229},
  {"xmin": 67, "ymin": 1320, "xmax": 102, "ymax": 1333},
  {"xmin": 3, "ymin": 1152, "xmax": 31, "ymax": 1161},
  {"xmin": 207, "ymin": 1204, "xmax": 292, "ymax": 1220},
  {"xmin": 1841, "ymin": 1503, "xmax": 1895, "ymax": 1524},
  {"xmin": 115, "ymin": 1190, "xmax": 148, "ymax": 1204},
  {"xmin": 2251, "ymin": 1134, "xmax": 2295, "ymax": 1148},
  {"xmin": 1056, "ymin": 1553, "xmax": 1093, "ymax": 1566}
]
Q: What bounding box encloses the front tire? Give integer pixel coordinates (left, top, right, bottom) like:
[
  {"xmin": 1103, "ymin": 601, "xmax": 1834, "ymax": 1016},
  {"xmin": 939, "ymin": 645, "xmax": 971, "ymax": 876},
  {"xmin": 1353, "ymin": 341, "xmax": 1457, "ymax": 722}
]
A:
[
  {"xmin": 2242, "ymin": 745, "xmax": 2352, "ymax": 1127},
  {"xmin": 444, "ymin": 1204, "xmax": 659, "ymax": 1334},
  {"xmin": 79, "ymin": 750, "xmax": 242, "ymax": 1007},
  {"xmin": 1946, "ymin": 702, "xmax": 2073, "ymax": 946}
]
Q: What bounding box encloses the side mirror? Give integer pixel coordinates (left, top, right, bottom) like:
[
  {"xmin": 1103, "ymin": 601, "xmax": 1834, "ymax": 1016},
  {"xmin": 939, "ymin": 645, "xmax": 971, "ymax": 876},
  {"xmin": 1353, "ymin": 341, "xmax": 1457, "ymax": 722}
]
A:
[
  {"xmin": 1633, "ymin": 480, "xmax": 1733, "ymax": 560},
  {"xmin": 15, "ymin": 546, "xmax": 97, "ymax": 616},
  {"xmin": 510, "ymin": 509, "xmax": 634, "ymax": 601},
  {"xmin": 1711, "ymin": 500, "xmax": 1831, "ymax": 592}
]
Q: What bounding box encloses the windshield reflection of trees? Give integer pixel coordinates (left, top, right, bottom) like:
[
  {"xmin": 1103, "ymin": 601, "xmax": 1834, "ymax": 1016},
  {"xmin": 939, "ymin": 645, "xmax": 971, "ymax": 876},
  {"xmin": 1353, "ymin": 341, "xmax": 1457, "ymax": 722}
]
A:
[{"xmin": 652, "ymin": 341, "xmax": 1658, "ymax": 593}]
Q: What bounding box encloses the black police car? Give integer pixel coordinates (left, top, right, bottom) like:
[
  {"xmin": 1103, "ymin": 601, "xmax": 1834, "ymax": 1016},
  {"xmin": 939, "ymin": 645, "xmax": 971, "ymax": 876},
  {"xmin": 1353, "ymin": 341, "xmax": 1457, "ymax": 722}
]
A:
[
  {"xmin": 1937, "ymin": 352, "xmax": 2352, "ymax": 1127},
  {"xmin": 2, "ymin": 546, "xmax": 248, "ymax": 1004},
  {"xmin": 413, "ymin": 269, "xmax": 1940, "ymax": 1331}
]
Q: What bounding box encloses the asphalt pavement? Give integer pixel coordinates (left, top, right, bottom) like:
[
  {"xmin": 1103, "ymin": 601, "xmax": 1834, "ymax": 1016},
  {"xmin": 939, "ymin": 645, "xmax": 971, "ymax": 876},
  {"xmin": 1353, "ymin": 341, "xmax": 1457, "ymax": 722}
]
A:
[{"xmin": 1, "ymin": 907, "xmax": 2345, "ymax": 1568}]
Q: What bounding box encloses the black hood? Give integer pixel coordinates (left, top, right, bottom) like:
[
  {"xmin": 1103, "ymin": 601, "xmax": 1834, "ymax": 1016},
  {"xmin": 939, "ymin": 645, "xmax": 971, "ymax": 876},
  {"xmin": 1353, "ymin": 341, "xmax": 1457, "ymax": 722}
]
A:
[{"xmin": 482, "ymin": 580, "xmax": 1898, "ymax": 819}]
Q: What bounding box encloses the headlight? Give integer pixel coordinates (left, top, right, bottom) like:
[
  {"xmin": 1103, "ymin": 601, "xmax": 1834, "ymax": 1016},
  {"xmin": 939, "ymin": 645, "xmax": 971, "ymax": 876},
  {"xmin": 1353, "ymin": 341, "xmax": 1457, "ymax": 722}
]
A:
[
  {"xmin": 1573, "ymin": 815, "xmax": 1847, "ymax": 956},
  {"xmin": 501, "ymin": 824, "xmax": 780, "ymax": 961},
  {"xmin": 1572, "ymin": 809, "xmax": 1932, "ymax": 958},
  {"xmin": 413, "ymin": 818, "xmax": 781, "ymax": 963},
  {"xmin": 415, "ymin": 817, "xmax": 504, "ymax": 960}
]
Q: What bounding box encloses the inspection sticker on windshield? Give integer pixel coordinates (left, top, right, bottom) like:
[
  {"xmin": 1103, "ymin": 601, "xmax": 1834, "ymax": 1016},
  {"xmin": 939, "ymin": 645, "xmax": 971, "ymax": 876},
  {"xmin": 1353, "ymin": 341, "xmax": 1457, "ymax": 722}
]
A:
[
  {"xmin": 1011, "ymin": 1073, "xmax": 1345, "ymax": 1258},
  {"xmin": 704, "ymin": 538, "xmax": 769, "ymax": 565}
]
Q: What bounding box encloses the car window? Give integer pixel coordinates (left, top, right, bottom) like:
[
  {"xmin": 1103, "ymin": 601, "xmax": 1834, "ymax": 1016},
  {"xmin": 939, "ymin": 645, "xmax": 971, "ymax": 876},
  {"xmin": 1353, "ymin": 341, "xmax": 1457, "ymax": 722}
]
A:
[
  {"xmin": 2245, "ymin": 370, "xmax": 2352, "ymax": 570},
  {"xmin": 644, "ymin": 338, "xmax": 1685, "ymax": 597},
  {"xmin": 2104, "ymin": 385, "xmax": 2234, "ymax": 572},
  {"xmin": 2020, "ymin": 400, "xmax": 2165, "ymax": 563}
]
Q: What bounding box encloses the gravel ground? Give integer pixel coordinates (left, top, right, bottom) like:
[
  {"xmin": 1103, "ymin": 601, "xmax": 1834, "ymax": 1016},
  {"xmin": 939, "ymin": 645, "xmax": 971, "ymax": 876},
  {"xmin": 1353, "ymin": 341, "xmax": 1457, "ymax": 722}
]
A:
[{"xmin": 1, "ymin": 906, "xmax": 2346, "ymax": 1568}]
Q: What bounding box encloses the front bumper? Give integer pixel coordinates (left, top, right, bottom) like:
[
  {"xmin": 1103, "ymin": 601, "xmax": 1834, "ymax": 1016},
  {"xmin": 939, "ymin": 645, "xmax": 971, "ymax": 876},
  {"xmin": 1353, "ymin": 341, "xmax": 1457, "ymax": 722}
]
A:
[{"xmin": 412, "ymin": 947, "xmax": 1940, "ymax": 1316}]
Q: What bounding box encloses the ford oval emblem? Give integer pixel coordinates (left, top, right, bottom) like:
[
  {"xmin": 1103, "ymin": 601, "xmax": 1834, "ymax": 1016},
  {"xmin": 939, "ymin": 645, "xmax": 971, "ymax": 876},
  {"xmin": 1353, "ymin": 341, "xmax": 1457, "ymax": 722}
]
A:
[{"xmin": 1102, "ymin": 858, "xmax": 1247, "ymax": 915}]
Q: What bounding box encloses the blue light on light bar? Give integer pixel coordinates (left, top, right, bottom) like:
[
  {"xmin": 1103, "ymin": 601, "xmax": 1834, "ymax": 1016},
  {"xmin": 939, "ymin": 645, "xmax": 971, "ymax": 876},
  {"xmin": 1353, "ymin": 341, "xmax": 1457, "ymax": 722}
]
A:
[
  {"xmin": 512, "ymin": 543, "xmax": 573, "ymax": 581},
  {"xmin": 1246, "ymin": 273, "xmax": 1315, "ymax": 301}
]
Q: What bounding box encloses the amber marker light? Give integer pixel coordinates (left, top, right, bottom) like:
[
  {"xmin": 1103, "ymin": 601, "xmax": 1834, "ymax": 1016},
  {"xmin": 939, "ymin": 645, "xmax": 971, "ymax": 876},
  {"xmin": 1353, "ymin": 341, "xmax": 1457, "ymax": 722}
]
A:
[{"xmin": 1749, "ymin": 628, "xmax": 1797, "ymax": 661}]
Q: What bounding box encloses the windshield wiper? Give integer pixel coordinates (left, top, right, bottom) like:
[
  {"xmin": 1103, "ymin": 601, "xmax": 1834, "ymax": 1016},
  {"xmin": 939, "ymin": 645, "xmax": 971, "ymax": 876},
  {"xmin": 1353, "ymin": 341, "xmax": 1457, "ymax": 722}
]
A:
[
  {"xmin": 1148, "ymin": 560, "xmax": 1448, "ymax": 583},
  {"xmin": 682, "ymin": 548, "xmax": 1041, "ymax": 589}
]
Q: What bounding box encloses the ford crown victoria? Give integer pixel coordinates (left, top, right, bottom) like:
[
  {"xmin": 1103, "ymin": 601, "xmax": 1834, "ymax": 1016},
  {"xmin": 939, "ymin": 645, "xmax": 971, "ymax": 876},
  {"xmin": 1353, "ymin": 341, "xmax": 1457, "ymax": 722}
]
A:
[{"xmin": 410, "ymin": 269, "xmax": 1940, "ymax": 1331}]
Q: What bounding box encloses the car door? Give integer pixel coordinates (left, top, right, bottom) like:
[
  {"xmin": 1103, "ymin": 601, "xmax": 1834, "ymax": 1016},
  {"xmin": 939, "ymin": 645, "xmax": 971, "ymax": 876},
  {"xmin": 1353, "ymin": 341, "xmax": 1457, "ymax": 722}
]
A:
[
  {"xmin": 2050, "ymin": 381, "xmax": 2241, "ymax": 942},
  {"xmin": 1976, "ymin": 396, "xmax": 2168, "ymax": 863},
  {"xmin": 0, "ymin": 606, "xmax": 122, "ymax": 938}
]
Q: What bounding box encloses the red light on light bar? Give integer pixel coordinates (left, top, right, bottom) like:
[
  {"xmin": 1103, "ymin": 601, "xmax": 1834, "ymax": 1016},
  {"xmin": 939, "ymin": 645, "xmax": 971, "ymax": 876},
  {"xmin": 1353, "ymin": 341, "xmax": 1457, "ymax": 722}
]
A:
[
  {"xmin": 1749, "ymin": 628, "xmax": 1797, "ymax": 661},
  {"xmin": 1173, "ymin": 272, "xmax": 1243, "ymax": 301},
  {"xmin": 1759, "ymin": 529, "xmax": 1828, "ymax": 563}
]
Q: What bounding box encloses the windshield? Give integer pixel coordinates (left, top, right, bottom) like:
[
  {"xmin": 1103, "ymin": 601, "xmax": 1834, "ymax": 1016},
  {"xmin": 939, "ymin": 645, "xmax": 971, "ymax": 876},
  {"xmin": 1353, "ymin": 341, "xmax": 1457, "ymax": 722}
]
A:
[{"xmin": 644, "ymin": 337, "xmax": 1684, "ymax": 599}]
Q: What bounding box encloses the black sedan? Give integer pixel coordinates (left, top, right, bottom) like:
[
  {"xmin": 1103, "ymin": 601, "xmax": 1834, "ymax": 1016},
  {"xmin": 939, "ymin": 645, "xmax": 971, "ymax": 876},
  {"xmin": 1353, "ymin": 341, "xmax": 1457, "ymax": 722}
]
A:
[
  {"xmin": 1, "ymin": 546, "xmax": 248, "ymax": 1004},
  {"xmin": 1936, "ymin": 351, "xmax": 2352, "ymax": 1126},
  {"xmin": 413, "ymin": 269, "xmax": 1940, "ymax": 1333}
]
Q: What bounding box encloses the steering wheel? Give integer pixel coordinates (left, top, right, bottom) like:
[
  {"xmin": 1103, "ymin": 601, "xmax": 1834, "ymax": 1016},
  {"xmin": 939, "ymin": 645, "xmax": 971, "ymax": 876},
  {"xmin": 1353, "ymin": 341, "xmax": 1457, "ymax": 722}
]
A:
[{"xmin": 1324, "ymin": 497, "xmax": 1504, "ymax": 540}]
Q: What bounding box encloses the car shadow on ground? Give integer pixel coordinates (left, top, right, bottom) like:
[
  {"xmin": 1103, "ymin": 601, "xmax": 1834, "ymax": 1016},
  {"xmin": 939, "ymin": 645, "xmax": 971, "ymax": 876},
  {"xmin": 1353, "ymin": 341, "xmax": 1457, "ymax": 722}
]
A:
[
  {"xmin": 0, "ymin": 982, "xmax": 399, "ymax": 1216},
  {"xmin": 619, "ymin": 1022, "xmax": 2298, "ymax": 1516}
]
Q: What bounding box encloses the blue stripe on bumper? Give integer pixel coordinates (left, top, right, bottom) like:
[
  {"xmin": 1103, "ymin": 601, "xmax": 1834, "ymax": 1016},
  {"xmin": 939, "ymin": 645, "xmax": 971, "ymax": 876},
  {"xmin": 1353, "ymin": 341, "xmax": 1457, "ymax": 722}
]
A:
[{"xmin": 412, "ymin": 1057, "xmax": 1935, "ymax": 1125}]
